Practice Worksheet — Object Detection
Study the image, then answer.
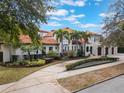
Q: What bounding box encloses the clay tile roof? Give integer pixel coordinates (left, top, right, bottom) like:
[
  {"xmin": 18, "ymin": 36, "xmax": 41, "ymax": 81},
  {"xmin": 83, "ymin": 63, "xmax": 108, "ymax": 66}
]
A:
[
  {"xmin": 46, "ymin": 31, "xmax": 54, "ymax": 37},
  {"xmin": 62, "ymin": 27, "xmax": 74, "ymax": 33},
  {"xmin": 42, "ymin": 36, "xmax": 59, "ymax": 45},
  {"xmin": 19, "ymin": 35, "xmax": 31, "ymax": 44},
  {"xmin": 39, "ymin": 30, "xmax": 49, "ymax": 33},
  {"xmin": 72, "ymin": 39, "xmax": 85, "ymax": 45},
  {"xmin": 87, "ymin": 31, "xmax": 101, "ymax": 35}
]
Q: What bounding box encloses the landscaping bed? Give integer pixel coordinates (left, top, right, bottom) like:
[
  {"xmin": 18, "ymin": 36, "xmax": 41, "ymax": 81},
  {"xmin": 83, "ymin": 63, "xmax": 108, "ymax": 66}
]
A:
[
  {"xmin": 58, "ymin": 63, "xmax": 124, "ymax": 92},
  {"xmin": 66, "ymin": 57, "xmax": 119, "ymax": 70},
  {"xmin": 1, "ymin": 59, "xmax": 46, "ymax": 67}
]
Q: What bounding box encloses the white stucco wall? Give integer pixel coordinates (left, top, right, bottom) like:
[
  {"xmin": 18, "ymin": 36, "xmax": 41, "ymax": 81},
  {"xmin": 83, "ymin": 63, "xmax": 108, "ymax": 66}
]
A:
[
  {"xmin": 43, "ymin": 45, "xmax": 59, "ymax": 54},
  {"xmin": 2, "ymin": 45, "xmax": 10, "ymax": 62}
]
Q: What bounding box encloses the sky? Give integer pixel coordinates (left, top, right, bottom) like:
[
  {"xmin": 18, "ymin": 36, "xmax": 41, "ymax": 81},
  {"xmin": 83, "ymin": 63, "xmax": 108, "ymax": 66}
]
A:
[{"xmin": 39, "ymin": 0, "xmax": 114, "ymax": 33}]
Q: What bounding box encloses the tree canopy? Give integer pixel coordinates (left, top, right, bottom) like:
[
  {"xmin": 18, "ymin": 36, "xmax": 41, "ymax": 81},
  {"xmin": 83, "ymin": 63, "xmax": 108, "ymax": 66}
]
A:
[
  {"xmin": 0, "ymin": 0, "xmax": 54, "ymax": 46},
  {"xmin": 103, "ymin": 0, "xmax": 124, "ymax": 46}
]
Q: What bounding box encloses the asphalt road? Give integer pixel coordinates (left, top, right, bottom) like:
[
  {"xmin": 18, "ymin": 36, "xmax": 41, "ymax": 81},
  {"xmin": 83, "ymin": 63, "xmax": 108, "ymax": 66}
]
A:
[{"xmin": 77, "ymin": 75, "xmax": 124, "ymax": 93}]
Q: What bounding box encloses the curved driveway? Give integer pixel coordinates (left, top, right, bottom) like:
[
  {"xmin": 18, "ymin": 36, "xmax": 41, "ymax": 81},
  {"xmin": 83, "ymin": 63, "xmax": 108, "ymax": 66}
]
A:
[{"xmin": 77, "ymin": 75, "xmax": 124, "ymax": 93}]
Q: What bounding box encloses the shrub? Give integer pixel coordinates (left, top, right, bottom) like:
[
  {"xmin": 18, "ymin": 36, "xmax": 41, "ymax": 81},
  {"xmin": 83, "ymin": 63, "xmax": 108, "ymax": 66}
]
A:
[
  {"xmin": 77, "ymin": 49, "xmax": 83, "ymax": 57},
  {"xmin": 25, "ymin": 60, "xmax": 46, "ymax": 67},
  {"xmin": 1, "ymin": 60, "xmax": 46, "ymax": 67},
  {"xmin": 66, "ymin": 57, "xmax": 119, "ymax": 70},
  {"xmin": 47, "ymin": 51, "xmax": 60, "ymax": 60},
  {"xmin": 67, "ymin": 51, "xmax": 76, "ymax": 58}
]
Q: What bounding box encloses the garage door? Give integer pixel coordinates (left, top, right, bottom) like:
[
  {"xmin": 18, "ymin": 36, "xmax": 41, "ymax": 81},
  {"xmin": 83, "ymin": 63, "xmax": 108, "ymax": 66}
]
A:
[
  {"xmin": 118, "ymin": 47, "xmax": 124, "ymax": 53},
  {"xmin": 0, "ymin": 52, "xmax": 3, "ymax": 62}
]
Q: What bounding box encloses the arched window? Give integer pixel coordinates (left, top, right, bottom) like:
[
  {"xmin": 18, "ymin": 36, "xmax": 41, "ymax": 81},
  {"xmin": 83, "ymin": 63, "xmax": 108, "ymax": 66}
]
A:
[
  {"xmin": 112, "ymin": 47, "xmax": 114, "ymax": 54},
  {"xmin": 86, "ymin": 46, "xmax": 89, "ymax": 52},
  {"xmin": 105, "ymin": 47, "xmax": 108, "ymax": 55},
  {"xmin": 97, "ymin": 47, "xmax": 102, "ymax": 55},
  {"xmin": 90, "ymin": 46, "xmax": 92, "ymax": 54}
]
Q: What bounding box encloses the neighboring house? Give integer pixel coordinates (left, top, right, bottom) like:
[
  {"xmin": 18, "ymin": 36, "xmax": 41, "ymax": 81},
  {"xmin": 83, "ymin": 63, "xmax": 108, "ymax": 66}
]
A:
[{"xmin": 0, "ymin": 28, "xmax": 118, "ymax": 62}]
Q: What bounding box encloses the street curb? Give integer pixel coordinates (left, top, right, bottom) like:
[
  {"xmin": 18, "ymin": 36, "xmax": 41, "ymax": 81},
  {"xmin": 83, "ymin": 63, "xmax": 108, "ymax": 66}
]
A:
[{"xmin": 73, "ymin": 73, "xmax": 124, "ymax": 93}]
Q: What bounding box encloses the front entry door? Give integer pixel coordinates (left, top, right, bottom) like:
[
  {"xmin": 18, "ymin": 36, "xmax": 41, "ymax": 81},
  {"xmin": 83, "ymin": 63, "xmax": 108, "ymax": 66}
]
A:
[
  {"xmin": 98, "ymin": 47, "xmax": 102, "ymax": 55},
  {"xmin": 105, "ymin": 47, "xmax": 108, "ymax": 55},
  {"xmin": 112, "ymin": 47, "xmax": 114, "ymax": 54}
]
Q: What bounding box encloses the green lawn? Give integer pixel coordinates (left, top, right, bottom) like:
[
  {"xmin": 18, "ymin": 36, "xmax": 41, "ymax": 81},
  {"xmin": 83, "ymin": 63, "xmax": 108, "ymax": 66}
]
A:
[{"xmin": 0, "ymin": 61, "xmax": 60, "ymax": 85}]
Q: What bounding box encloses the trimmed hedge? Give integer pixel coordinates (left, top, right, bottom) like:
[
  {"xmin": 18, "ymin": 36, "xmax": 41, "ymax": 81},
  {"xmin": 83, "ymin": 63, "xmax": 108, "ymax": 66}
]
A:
[
  {"xmin": 66, "ymin": 57, "xmax": 119, "ymax": 70},
  {"xmin": 25, "ymin": 60, "xmax": 45, "ymax": 67},
  {"xmin": 47, "ymin": 51, "xmax": 61, "ymax": 60},
  {"xmin": 1, "ymin": 60, "xmax": 46, "ymax": 67}
]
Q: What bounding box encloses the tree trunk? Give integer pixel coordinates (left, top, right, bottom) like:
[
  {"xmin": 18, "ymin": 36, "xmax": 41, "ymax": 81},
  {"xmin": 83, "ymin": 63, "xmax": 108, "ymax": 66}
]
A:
[{"xmin": 61, "ymin": 41, "xmax": 63, "ymax": 56}]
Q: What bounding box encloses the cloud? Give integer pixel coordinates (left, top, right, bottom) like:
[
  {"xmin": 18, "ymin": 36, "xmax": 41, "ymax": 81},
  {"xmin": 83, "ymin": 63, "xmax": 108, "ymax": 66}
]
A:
[
  {"xmin": 64, "ymin": 16, "xmax": 76, "ymax": 21},
  {"xmin": 47, "ymin": 9, "xmax": 69, "ymax": 16},
  {"xmin": 79, "ymin": 23, "xmax": 98, "ymax": 28},
  {"xmin": 99, "ymin": 13, "xmax": 116, "ymax": 17},
  {"xmin": 50, "ymin": 17, "xmax": 61, "ymax": 21},
  {"xmin": 46, "ymin": 22, "xmax": 62, "ymax": 26},
  {"xmin": 72, "ymin": 21, "xmax": 80, "ymax": 24},
  {"xmin": 75, "ymin": 0, "xmax": 85, "ymax": 7},
  {"xmin": 61, "ymin": 0, "xmax": 86, "ymax": 7},
  {"xmin": 70, "ymin": 9, "xmax": 75, "ymax": 13},
  {"xmin": 71, "ymin": 14, "xmax": 85, "ymax": 18},
  {"xmin": 63, "ymin": 14, "xmax": 85, "ymax": 22}
]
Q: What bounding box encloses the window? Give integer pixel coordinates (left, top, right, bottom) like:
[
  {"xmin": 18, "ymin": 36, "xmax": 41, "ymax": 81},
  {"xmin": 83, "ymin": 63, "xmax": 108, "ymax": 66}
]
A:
[
  {"xmin": 94, "ymin": 38, "xmax": 96, "ymax": 42},
  {"xmin": 75, "ymin": 46, "xmax": 76, "ymax": 51},
  {"xmin": 112, "ymin": 47, "xmax": 114, "ymax": 54},
  {"xmin": 90, "ymin": 46, "xmax": 92, "ymax": 54},
  {"xmin": 65, "ymin": 47, "xmax": 66, "ymax": 51},
  {"xmin": 81, "ymin": 46, "xmax": 83, "ymax": 51},
  {"xmin": 86, "ymin": 46, "xmax": 89, "ymax": 52},
  {"xmin": 49, "ymin": 47, "xmax": 53, "ymax": 51},
  {"xmin": 56, "ymin": 47, "xmax": 58, "ymax": 50},
  {"xmin": 43, "ymin": 47, "xmax": 46, "ymax": 50}
]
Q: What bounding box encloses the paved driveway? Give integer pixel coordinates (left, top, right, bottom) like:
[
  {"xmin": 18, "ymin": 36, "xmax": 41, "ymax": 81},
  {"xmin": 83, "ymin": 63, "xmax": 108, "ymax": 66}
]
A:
[{"xmin": 77, "ymin": 75, "xmax": 124, "ymax": 93}]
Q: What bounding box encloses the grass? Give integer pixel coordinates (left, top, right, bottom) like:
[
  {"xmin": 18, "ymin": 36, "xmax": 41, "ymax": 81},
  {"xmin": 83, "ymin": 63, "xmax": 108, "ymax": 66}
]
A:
[
  {"xmin": 58, "ymin": 63, "xmax": 124, "ymax": 92},
  {"xmin": 0, "ymin": 61, "xmax": 60, "ymax": 85}
]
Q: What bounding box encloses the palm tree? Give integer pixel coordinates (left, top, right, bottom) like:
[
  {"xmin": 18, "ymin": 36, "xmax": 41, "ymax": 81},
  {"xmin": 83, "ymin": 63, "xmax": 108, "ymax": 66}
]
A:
[
  {"xmin": 54, "ymin": 29, "xmax": 68, "ymax": 55},
  {"xmin": 81, "ymin": 31, "xmax": 91, "ymax": 56},
  {"xmin": 71, "ymin": 30, "xmax": 82, "ymax": 52},
  {"xmin": 66, "ymin": 32, "xmax": 73, "ymax": 51}
]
